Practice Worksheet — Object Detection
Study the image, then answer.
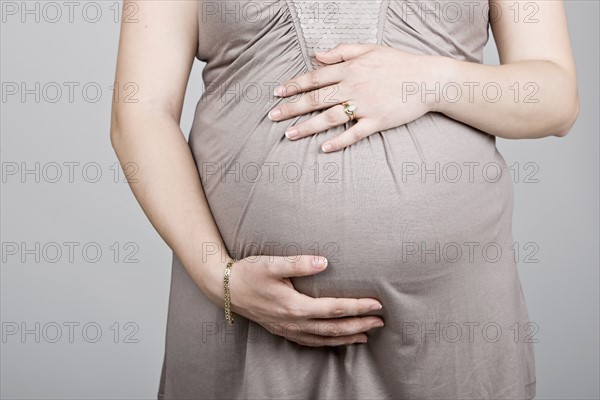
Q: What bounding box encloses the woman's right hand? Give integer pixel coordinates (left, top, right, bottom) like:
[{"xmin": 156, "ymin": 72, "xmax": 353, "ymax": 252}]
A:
[
  {"xmin": 207, "ymin": 255, "xmax": 384, "ymax": 347},
  {"xmin": 110, "ymin": 0, "xmax": 383, "ymax": 349}
]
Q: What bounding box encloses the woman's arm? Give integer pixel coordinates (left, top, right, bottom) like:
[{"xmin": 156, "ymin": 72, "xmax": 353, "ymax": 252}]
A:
[
  {"xmin": 110, "ymin": 0, "xmax": 384, "ymax": 346},
  {"xmin": 110, "ymin": 0, "xmax": 226, "ymax": 297},
  {"xmin": 434, "ymin": 0, "xmax": 580, "ymax": 138},
  {"xmin": 268, "ymin": 0, "xmax": 580, "ymax": 150}
]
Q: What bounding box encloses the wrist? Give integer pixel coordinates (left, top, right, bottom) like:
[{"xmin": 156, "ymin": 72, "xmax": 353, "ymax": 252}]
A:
[
  {"xmin": 180, "ymin": 241, "xmax": 233, "ymax": 305},
  {"xmin": 202, "ymin": 255, "xmax": 234, "ymax": 306},
  {"xmin": 427, "ymin": 55, "xmax": 459, "ymax": 115}
]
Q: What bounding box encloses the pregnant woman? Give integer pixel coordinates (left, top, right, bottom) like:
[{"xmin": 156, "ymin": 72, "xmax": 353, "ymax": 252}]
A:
[{"xmin": 110, "ymin": 1, "xmax": 578, "ymax": 399}]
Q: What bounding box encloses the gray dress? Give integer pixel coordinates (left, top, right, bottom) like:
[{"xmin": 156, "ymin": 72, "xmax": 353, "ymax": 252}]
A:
[{"xmin": 158, "ymin": 1, "xmax": 536, "ymax": 398}]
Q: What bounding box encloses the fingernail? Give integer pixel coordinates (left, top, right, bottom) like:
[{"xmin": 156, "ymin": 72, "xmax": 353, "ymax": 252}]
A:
[
  {"xmin": 321, "ymin": 143, "xmax": 332, "ymax": 153},
  {"xmin": 312, "ymin": 257, "xmax": 328, "ymax": 269},
  {"xmin": 357, "ymin": 337, "xmax": 368, "ymax": 343},
  {"xmin": 274, "ymin": 86, "xmax": 286, "ymax": 97},
  {"xmin": 369, "ymin": 302, "xmax": 382, "ymax": 311},
  {"xmin": 372, "ymin": 320, "xmax": 384, "ymax": 328},
  {"xmin": 285, "ymin": 128, "xmax": 299, "ymax": 139},
  {"xmin": 268, "ymin": 109, "xmax": 281, "ymax": 120}
]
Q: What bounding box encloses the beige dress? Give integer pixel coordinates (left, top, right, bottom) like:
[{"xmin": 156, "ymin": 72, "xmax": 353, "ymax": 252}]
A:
[{"xmin": 158, "ymin": 1, "xmax": 536, "ymax": 398}]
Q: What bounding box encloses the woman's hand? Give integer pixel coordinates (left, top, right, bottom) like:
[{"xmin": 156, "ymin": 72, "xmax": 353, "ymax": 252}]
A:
[
  {"xmin": 210, "ymin": 255, "xmax": 384, "ymax": 347},
  {"xmin": 268, "ymin": 44, "xmax": 448, "ymax": 153}
]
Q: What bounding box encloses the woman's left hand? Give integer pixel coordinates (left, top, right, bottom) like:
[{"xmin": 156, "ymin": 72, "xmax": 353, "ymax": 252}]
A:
[{"xmin": 268, "ymin": 44, "xmax": 449, "ymax": 153}]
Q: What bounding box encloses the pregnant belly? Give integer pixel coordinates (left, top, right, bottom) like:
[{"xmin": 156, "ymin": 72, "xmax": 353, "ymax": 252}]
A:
[{"xmin": 190, "ymin": 110, "xmax": 512, "ymax": 299}]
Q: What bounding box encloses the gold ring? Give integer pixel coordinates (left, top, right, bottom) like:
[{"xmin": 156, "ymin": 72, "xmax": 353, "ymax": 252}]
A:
[{"xmin": 342, "ymin": 102, "xmax": 357, "ymax": 122}]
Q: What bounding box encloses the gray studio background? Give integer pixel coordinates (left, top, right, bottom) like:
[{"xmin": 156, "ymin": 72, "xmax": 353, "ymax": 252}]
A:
[{"xmin": 1, "ymin": 1, "xmax": 598, "ymax": 399}]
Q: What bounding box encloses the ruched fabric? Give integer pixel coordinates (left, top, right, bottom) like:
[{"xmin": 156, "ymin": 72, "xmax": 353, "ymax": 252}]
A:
[{"xmin": 158, "ymin": 1, "xmax": 536, "ymax": 399}]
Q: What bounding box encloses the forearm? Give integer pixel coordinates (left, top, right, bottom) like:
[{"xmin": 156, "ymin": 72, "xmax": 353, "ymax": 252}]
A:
[
  {"xmin": 431, "ymin": 56, "xmax": 579, "ymax": 139},
  {"xmin": 110, "ymin": 108, "xmax": 226, "ymax": 303}
]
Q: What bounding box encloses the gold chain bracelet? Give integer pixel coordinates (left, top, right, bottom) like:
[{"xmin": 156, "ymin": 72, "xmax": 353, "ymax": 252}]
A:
[{"xmin": 224, "ymin": 258, "xmax": 239, "ymax": 325}]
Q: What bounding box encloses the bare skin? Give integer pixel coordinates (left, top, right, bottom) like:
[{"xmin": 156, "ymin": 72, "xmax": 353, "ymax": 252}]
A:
[
  {"xmin": 110, "ymin": 0, "xmax": 579, "ymax": 346},
  {"xmin": 110, "ymin": 0, "xmax": 383, "ymax": 347},
  {"xmin": 268, "ymin": 0, "xmax": 580, "ymax": 151}
]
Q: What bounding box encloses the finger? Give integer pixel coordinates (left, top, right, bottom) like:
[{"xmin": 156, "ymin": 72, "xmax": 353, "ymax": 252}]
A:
[
  {"xmin": 274, "ymin": 64, "xmax": 344, "ymax": 98},
  {"xmin": 315, "ymin": 43, "xmax": 376, "ymax": 64},
  {"xmin": 321, "ymin": 119, "xmax": 377, "ymax": 153},
  {"xmin": 270, "ymin": 84, "xmax": 347, "ymax": 121},
  {"xmin": 299, "ymin": 295, "xmax": 383, "ymax": 319},
  {"xmin": 285, "ymin": 104, "xmax": 350, "ymax": 140},
  {"xmin": 280, "ymin": 317, "xmax": 384, "ymax": 337},
  {"xmin": 267, "ymin": 255, "xmax": 329, "ymax": 278},
  {"xmin": 288, "ymin": 331, "xmax": 368, "ymax": 347}
]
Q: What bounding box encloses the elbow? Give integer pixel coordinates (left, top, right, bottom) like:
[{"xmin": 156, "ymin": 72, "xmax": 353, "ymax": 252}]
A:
[
  {"xmin": 553, "ymin": 94, "xmax": 580, "ymax": 138},
  {"xmin": 110, "ymin": 107, "xmax": 119, "ymax": 148},
  {"xmin": 552, "ymin": 63, "xmax": 580, "ymax": 138},
  {"xmin": 110, "ymin": 106, "xmax": 126, "ymax": 150}
]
